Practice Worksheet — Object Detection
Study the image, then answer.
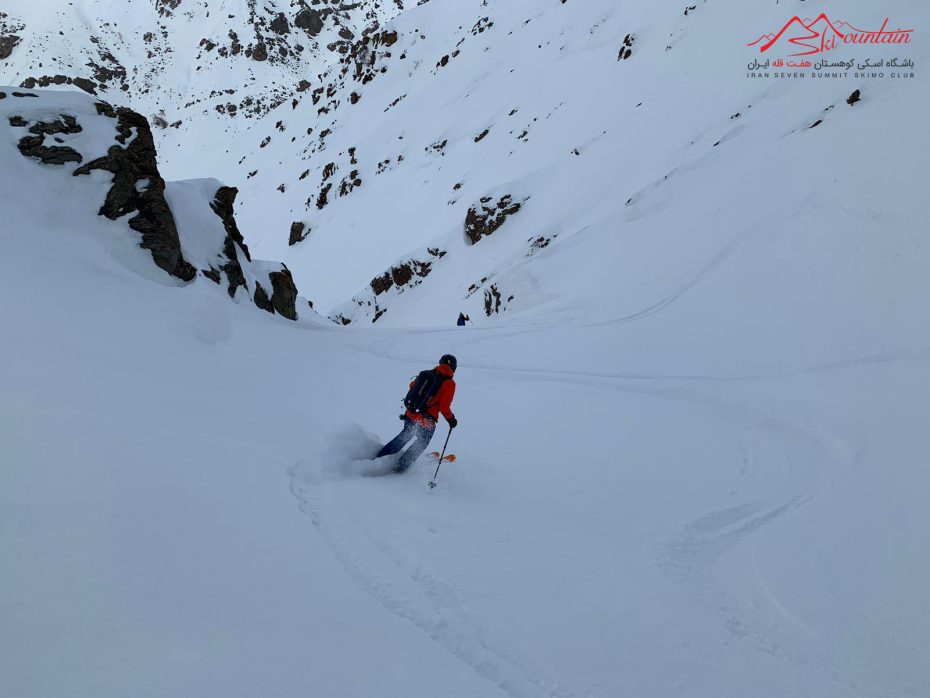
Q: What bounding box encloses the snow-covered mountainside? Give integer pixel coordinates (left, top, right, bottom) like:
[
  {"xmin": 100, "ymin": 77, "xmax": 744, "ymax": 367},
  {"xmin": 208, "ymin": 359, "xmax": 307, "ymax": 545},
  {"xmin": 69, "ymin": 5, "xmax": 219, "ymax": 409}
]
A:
[
  {"xmin": 0, "ymin": 0, "xmax": 403, "ymax": 179},
  {"xmin": 218, "ymin": 0, "xmax": 929, "ymax": 330},
  {"xmin": 2, "ymin": 2, "xmax": 930, "ymax": 698},
  {"xmin": 0, "ymin": 88, "xmax": 305, "ymax": 320}
]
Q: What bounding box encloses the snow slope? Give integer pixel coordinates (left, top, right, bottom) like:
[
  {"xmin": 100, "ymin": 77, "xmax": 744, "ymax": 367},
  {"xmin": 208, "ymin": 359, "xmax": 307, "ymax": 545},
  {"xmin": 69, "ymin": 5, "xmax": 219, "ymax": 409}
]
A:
[
  {"xmin": 216, "ymin": 0, "xmax": 930, "ymax": 333},
  {"xmin": 3, "ymin": 160, "xmax": 928, "ymax": 694},
  {"xmin": 3, "ymin": 2, "xmax": 930, "ymax": 697}
]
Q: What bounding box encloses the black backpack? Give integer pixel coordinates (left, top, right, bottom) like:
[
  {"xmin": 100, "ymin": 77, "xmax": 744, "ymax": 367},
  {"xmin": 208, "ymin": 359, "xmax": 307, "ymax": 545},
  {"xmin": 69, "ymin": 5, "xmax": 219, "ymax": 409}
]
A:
[{"xmin": 404, "ymin": 369, "xmax": 446, "ymax": 415}]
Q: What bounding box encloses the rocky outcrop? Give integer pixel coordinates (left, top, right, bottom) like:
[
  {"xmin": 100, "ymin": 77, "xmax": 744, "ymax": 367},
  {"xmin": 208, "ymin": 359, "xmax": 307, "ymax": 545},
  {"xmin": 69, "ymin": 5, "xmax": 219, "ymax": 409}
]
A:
[
  {"xmin": 289, "ymin": 221, "xmax": 309, "ymax": 246},
  {"xmin": 206, "ymin": 187, "xmax": 299, "ymax": 321},
  {"xmin": 295, "ymin": 9, "xmax": 324, "ymax": 36},
  {"xmin": 18, "ymin": 74, "xmax": 98, "ymax": 95},
  {"xmin": 4, "ymin": 89, "xmax": 304, "ymax": 322},
  {"xmin": 12, "ymin": 114, "xmax": 84, "ymax": 165},
  {"xmin": 618, "ymin": 33, "xmax": 635, "ymax": 60},
  {"xmin": 209, "ymin": 185, "xmax": 251, "ymax": 297},
  {"xmin": 269, "ymin": 267, "xmax": 299, "ymax": 320},
  {"xmin": 333, "ymin": 247, "xmax": 447, "ymax": 325},
  {"xmin": 0, "ymin": 34, "xmax": 20, "ymax": 60},
  {"xmin": 369, "ymin": 253, "xmax": 442, "ymax": 297},
  {"xmin": 0, "ymin": 11, "xmax": 24, "ymax": 60},
  {"xmin": 464, "ymin": 194, "xmax": 526, "ymax": 245},
  {"xmin": 73, "ymin": 104, "xmax": 196, "ymax": 282},
  {"xmin": 253, "ymin": 268, "xmax": 299, "ymax": 321}
]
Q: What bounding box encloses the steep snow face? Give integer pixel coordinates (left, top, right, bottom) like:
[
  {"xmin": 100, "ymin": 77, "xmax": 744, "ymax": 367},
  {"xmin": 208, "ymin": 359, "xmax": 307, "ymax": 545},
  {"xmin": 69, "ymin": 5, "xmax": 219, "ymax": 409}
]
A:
[
  {"xmin": 0, "ymin": 0, "xmax": 403, "ymax": 179},
  {"xmin": 221, "ymin": 0, "xmax": 929, "ymax": 331},
  {"xmin": 2, "ymin": 88, "xmax": 930, "ymax": 696},
  {"xmin": 0, "ymin": 87, "xmax": 306, "ymax": 320}
]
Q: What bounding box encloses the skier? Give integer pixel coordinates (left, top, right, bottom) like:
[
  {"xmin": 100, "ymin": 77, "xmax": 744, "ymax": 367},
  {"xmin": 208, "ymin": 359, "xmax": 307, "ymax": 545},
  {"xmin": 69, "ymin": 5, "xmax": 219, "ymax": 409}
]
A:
[
  {"xmin": 377, "ymin": 354, "xmax": 458, "ymax": 473},
  {"xmin": 457, "ymin": 312, "xmax": 470, "ymax": 326}
]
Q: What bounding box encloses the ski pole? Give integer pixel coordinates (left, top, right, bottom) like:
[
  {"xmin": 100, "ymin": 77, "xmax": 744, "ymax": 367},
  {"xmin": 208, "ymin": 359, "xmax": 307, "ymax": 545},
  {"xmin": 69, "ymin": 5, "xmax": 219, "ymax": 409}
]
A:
[{"xmin": 428, "ymin": 428, "xmax": 453, "ymax": 489}]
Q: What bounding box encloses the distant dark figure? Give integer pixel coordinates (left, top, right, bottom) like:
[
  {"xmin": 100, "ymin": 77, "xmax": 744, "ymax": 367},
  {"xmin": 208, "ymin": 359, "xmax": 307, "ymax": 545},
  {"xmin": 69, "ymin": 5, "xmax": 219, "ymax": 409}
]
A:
[
  {"xmin": 377, "ymin": 354, "xmax": 458, "ymax": 473},
  {"xmin": 457, "ymin": 312, "xmax": 470, "ymax": 327}
]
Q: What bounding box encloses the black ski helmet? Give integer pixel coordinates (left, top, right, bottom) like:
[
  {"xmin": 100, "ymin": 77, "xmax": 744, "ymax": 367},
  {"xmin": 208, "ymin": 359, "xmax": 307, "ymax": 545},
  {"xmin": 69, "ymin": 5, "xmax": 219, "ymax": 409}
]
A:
[{"xmin": 439, "ymin": 354, "xmax": 458, "ymax": 371}]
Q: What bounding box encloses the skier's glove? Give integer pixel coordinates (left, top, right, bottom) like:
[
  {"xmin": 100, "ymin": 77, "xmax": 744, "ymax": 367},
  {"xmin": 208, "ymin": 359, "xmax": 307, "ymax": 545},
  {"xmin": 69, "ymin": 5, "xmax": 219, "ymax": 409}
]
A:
[{"xmin": 447, "ymin": 417, "xmax": 458, "ymax": 429}]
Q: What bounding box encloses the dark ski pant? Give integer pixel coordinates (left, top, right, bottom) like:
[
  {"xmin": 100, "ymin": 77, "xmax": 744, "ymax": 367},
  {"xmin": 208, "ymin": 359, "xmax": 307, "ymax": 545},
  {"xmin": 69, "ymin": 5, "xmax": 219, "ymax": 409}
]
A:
[{"xmin": 377, "ymin": 418, "xmax": 435, "ymax": 473}]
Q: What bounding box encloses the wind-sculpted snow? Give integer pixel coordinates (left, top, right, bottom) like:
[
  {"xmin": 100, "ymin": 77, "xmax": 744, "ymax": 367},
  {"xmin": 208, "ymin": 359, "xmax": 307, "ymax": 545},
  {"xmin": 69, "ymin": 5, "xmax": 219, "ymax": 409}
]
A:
[{"xmin": 1, "ymin": 88, "xmax": 306, "ymax": 319}]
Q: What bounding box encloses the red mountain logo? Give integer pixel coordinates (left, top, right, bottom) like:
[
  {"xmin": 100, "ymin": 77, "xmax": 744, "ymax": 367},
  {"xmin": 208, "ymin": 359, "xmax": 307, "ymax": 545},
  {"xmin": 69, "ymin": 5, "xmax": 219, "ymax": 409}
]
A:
[{"xmin": 748, "ymin": 14, "xmax": 914, "ymax": 56}]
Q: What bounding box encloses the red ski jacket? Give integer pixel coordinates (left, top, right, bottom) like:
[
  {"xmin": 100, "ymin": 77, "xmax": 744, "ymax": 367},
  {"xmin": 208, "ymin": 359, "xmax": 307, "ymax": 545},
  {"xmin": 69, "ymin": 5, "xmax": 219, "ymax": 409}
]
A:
[{"xmin": 406, "ymin": 364, "xmax": 456, "ymax": 427}]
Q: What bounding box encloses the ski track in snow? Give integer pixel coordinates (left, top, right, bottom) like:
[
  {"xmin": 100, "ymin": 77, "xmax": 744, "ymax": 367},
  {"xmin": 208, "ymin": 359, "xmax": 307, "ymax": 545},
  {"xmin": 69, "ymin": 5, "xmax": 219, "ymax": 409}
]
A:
[
  {"xmin": 288, "ymin": 465, "xmax": 578, "ymax": 698},
  {"xmin": 352, "ymin": 332, "xmax": 930, "ymax": 696},
  {"xmin": 282, "ymin": 212, "xmax": 930, "ymax": 695}
]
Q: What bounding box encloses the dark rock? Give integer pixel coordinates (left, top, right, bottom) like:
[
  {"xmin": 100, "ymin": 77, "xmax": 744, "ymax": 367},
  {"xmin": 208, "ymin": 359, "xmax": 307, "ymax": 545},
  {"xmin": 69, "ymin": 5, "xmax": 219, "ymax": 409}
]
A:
[
  {"xmin": 464, "ymin": 194, "xmax": 525, "ymax": 244},
  {"xmin": 295, "ymin": 9, "xmax": 324, "ymax": 36},
  {"xmin": 18, "ymin": 136, "xmax": 83, "ymax": 165},
  {"xmin": 484, "ymin": 284, "xmax": 502, "ymax": 316},
  {"xmin": 847, "ymin": 89, "xmax": 861, "ymax": 106},
  {"xmin": 618, "ymin": 33, "xmax": 635, "ymax": 60},
  {"xmin": 391, "ymin": 263, "xmax": 414, "ymax": 287},
  {"xmin": 209, "ymin": 186, "xmax": 250, "ymax": 297},
  {"xmin": 253, "ymin": 281, "xmax": 274, "ymax": 314},
  {"xmin": 18, "ymin": 74, "xmax": 99, "ymax": 95},
  {"xmin": 316, "ymin": 182, "xmax": 332, "ymax": 209},
  {"xmin": 28, "ymin": 114, "xmax": 82, "ymax": 136},
  {"xmin": 269, "ymin": 267, "xmax": 298, "ymax": 320},
  {"xmin": 72, "ymin": 77, "xmax": 98, "ymax": 94},
  {"xmin": 252, "ymin": 42, "xmax": 268, "ymax": 62},
  {"xmin": 0, "ymin": 34, "xmax": 20, "ymax": 60},
  {"xmin": 73, "ymin": 106, "xmax": 196, "ymax": 282},
  {"xmin": 289, "ymin": 220, "xmax": 308, "ymax": 246},
  {"xmin": 94, "ymin": 101, "xmax": 117, "ymax": 118},
  {"xmin": 14, "ymin": 115, "xmax": 84, "ymax": 165},
  {"xmin": 155, "ymin": 0, "xmax": 182, "ymax": 17},
  {"xmin": 269, "ymin": 13, "xmax": 290, "ymax": 35},
  {"xmin": 371, "ymin": 272, "xmax": 392, "ymax": 295}
]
